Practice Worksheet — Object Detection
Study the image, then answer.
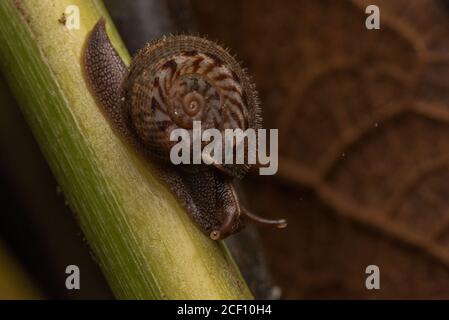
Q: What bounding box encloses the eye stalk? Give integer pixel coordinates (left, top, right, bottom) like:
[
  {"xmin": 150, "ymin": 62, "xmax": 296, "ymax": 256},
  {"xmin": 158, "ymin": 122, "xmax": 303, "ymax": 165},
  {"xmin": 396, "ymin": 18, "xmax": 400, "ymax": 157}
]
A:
[
  {"xmin": 208, "ymin": 200, "xmax": 287, "ymax": 241},
  {"xmin": 209, "ymin": 208, "xmax": 287, "ymax": 240},
  {"xmin": 241, "ymin": 207, "xmax": 288, "ymax": 229}
]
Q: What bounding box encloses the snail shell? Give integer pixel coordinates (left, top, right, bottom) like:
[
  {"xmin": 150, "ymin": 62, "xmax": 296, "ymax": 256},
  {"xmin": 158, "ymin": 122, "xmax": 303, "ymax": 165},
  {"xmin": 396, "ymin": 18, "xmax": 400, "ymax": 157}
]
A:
[
  {"xmin": 83, "ymin": 20, "xmax": 287, "ymax": 240},
  {"xmin": 121, "ymin": 35, "xmax": 261, "ymax": 178}
]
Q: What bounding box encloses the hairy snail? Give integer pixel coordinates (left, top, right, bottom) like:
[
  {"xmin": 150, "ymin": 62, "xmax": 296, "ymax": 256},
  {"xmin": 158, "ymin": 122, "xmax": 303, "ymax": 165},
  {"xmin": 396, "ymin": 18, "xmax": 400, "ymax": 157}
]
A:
[{"xmin": 83, "ymin": 19, "xmax": 286, "ymax": 240}]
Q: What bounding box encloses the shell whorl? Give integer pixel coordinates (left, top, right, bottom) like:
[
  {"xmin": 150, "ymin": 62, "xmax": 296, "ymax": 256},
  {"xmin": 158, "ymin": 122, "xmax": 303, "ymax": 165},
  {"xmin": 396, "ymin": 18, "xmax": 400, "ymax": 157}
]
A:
[{"xmin": 122, "ymin": 35, "xmax": 261, "ymax": 178}]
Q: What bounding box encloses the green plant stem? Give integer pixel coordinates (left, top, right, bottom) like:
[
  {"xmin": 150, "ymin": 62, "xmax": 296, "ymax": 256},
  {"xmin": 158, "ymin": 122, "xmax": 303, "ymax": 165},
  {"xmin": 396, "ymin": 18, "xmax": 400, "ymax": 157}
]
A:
[{"xmin": 0, "ymin": 0, "xmax": 252, "ymax": 299}]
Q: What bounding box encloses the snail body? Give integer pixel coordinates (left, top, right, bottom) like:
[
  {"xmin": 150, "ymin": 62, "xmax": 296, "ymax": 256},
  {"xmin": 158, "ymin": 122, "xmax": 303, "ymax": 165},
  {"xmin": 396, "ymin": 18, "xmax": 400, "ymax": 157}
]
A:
[{"xmin": 83, "ymin": 19, "xmax": 286, "ymax": 240}]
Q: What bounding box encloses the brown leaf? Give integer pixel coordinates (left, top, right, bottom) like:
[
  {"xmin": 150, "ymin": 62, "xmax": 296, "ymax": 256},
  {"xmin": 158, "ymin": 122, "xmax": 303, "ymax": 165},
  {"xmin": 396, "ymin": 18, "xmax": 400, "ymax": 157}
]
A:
[{"xmin": 191, "ymin": 0, "xmax": 449, "ymax": 298}]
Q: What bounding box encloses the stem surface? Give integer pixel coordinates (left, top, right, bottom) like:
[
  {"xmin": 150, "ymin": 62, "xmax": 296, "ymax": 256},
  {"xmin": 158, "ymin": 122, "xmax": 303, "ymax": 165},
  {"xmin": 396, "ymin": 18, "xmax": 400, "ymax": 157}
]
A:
[{"xmin": 0, "ymin": 0, "xmax": 252, "ymax": 299}]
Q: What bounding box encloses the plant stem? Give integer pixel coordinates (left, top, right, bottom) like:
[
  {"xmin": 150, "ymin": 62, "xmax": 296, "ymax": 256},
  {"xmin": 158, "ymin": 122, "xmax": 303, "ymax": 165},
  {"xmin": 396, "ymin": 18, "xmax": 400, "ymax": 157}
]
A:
[{"xmin": 0, "ymin": 0, "xmax": 252, "ymax": 299}]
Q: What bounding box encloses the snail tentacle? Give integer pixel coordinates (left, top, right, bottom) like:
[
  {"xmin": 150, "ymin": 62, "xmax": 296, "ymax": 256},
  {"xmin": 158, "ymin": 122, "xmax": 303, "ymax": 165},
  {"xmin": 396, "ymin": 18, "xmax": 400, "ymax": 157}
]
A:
[{"xmin": 241, "ymin": 207, "xmax": 288, "ymax": 229}]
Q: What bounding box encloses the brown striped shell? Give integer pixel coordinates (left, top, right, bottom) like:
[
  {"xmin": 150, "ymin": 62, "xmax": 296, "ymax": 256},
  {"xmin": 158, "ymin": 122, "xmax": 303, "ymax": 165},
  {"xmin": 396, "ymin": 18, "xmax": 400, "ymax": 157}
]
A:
[{"xmin": 121, "ymin": 35, "xmax": 261, "ymax": 178}]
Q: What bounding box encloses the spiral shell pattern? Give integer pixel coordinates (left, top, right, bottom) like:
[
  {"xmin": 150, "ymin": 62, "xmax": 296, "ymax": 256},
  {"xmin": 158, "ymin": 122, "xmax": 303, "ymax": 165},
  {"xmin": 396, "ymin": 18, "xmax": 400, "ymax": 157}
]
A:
[{"xmin": 121, "ymin": 35, "xmax": 260, "ymax": 177}]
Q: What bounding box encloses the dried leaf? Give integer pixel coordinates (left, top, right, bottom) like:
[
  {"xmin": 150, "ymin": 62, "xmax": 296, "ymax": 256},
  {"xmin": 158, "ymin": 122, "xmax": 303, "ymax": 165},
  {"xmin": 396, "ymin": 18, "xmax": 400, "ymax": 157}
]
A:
[{"xmin": 191, "ymin": 0, "xmax": 449, "ymax": 298}]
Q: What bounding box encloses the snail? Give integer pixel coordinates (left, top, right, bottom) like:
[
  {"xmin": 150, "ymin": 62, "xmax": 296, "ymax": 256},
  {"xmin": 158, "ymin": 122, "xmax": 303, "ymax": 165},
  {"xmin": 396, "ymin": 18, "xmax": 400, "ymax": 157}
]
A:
[{"xmin": 83, "ymin": 19, "xmax": 287, "ymax": 240}]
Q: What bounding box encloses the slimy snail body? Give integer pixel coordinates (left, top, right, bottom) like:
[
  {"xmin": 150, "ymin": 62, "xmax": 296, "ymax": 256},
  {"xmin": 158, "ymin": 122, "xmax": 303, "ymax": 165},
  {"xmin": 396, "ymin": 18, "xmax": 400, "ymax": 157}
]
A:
[{"xmin": 83, "ymin": 19, "xmax": 286, "ymax": 240}]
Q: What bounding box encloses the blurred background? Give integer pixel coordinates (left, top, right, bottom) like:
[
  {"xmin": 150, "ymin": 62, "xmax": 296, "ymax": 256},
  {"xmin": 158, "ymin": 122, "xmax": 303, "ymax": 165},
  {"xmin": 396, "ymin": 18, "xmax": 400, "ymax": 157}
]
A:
[{"xmin": 2, "ymin": 0, "xmax": 449, "ymax": 299}]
